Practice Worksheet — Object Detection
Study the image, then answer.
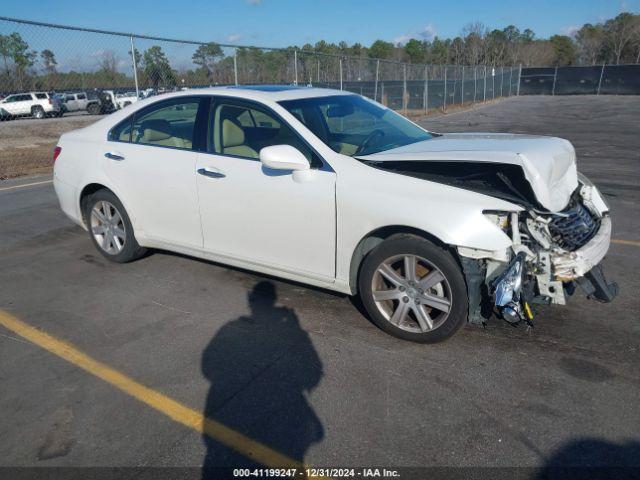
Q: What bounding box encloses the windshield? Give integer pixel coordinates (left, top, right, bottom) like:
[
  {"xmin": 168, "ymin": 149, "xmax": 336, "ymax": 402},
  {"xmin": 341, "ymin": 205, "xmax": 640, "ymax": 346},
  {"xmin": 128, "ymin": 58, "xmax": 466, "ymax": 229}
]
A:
[{"xmin": 278, "ymin": 95, "xmax": 432, "ymax": 156}]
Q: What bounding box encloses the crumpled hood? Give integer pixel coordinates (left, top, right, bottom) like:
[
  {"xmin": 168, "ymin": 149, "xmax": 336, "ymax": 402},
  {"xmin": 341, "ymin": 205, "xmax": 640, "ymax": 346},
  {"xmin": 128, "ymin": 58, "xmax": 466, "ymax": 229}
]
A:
[{"xmin": 358, "ymin": 133, "xmax": 578, "ymax": 212}]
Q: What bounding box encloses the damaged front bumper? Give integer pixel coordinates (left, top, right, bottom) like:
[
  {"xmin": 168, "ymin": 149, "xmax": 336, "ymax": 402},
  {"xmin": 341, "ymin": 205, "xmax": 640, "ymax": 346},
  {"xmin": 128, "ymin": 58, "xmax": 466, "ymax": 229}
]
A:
[
  {"xmin": 458, "ymin": 181, "xmax": 618, "ymax": 326},
  {"xmin": 552, "ymin": 216, "xmax": 611, "ymax": 280}
]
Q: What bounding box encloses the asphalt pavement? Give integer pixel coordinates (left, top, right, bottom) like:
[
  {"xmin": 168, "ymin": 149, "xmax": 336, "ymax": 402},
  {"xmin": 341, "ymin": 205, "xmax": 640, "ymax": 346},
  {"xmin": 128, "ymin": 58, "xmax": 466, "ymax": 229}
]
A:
[{"xmin": 0, "ymin": 95, "xmax": 638, "ymax": 479}]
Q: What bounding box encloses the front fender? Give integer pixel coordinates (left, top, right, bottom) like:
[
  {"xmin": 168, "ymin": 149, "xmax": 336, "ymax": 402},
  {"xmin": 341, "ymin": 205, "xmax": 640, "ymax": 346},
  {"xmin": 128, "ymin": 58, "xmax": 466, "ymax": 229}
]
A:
[{"xmin": 336, "ymin": 162, "xmax": 521, "ymax": 283}]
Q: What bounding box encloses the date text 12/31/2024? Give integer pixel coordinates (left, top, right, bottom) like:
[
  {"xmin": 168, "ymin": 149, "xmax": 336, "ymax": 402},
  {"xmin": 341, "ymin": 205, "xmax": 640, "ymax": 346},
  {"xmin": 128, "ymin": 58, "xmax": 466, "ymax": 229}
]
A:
[{"xmin": 232, "ymin": 468, "xmax": 400, "ymax": 478}]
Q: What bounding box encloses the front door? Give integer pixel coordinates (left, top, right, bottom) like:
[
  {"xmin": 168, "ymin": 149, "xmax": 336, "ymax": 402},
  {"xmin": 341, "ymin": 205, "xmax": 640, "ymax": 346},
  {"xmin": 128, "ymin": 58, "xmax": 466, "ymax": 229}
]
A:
[{"xmin": 196, "ymin": 98, "xmax": 336, "ymax": 280}]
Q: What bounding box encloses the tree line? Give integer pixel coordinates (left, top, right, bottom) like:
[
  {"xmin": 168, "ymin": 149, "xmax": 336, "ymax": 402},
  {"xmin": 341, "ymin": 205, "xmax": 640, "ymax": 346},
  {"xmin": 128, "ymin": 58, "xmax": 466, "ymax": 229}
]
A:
[{"xmin": 1, "ymin": 12, "xmax": 638, "ymax": 94}]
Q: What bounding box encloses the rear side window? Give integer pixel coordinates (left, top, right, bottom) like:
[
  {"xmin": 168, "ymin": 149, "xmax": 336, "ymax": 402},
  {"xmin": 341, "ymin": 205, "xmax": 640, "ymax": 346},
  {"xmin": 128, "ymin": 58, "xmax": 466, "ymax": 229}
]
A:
[
  {"xmin": 77, "ymin": 93, "xmax": 86, "ymax": 100},
  {"xmin": 35, "ymin": 93, "xmax": 48, "ymax": 99},
  {"xmin": 108, "ymin": 97, "xmax": 205, "ymax": 150},
  {"xmin": 132, "ymin": 99, "xmax": 200, "ymax": 150}
]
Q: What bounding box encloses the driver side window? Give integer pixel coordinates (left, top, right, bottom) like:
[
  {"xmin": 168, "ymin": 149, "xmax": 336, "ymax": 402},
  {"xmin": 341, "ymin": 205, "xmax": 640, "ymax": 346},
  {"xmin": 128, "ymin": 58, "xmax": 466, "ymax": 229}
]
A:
[{"xmin": 210, "ymin": 100, "xmax": 322, "ymax": 168}]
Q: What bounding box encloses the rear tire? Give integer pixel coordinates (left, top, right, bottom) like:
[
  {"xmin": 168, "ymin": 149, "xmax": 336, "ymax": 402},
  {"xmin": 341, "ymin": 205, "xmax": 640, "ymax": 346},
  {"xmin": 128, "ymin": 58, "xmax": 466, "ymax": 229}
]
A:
[
  {"xmin": 358, "ymin": 236, "xmax": 468, "ymax": 343},
  {"xmin": 32, "ymin": 106, "xmax": 45, "ymax": 119},
  {"xmin": 82, "ymin": 189, "xmax": 146, "ymax": 263}
]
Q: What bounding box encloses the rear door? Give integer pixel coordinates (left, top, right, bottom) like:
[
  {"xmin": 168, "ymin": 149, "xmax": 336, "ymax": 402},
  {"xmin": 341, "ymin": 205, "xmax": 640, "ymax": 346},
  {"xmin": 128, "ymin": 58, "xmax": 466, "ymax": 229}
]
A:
[
  {"xmin": 104, "ymin": 96, "xmax": 208, "ymax": 249},
  {"xmin": 196, "ymin": 97, "xmax": 336, "ymax": 279},
  {"xmin": 65, "ymin": 94, "xmax": 78, "ymax": 111},
  {"xmin": 76, "ymin": 93, "xmax": 88, "ymax": 110}
]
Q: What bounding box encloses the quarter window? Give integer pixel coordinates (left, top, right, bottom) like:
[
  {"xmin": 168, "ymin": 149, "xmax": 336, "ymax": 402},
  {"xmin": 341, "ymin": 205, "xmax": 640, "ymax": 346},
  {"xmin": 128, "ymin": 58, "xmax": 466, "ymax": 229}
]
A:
[
  {"xmin": 210, "ymin": 100, "xmax": 321, "ymax": 168},
  {"xmin": 35, "ymin": 93, "xmax": 48, "ymax": 99},
  {"xmin": 108, "ymin": 118, "xmax": 133, "ymax": 142}
]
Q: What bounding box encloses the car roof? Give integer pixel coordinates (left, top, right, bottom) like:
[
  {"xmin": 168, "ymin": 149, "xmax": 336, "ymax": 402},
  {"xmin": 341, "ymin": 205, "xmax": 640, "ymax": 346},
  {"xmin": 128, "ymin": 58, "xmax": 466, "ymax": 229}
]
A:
[{"xmin": 149, "ymin": 85, "xmax": 354, "ymax": 103}]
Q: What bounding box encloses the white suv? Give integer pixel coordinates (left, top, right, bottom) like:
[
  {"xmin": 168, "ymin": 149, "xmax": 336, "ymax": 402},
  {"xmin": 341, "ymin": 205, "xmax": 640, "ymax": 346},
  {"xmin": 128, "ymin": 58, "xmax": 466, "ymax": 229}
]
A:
[
  {"xmin": 0, "ymin": 92, "xmax": 62, "ymax": 119},
  {"xmin": 61, "ymin": 92, "xmax": 90, "ymax": 113},
  {"xmin": 52, "ymin": 86, "xmax": 617, "ymax": 343}
]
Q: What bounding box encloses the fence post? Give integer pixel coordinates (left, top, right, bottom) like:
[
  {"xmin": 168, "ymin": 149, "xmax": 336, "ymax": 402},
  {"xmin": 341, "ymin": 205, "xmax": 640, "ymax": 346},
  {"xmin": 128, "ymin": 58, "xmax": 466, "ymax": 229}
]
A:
[
  {"xmin": 423, "ymin": 64, "xmax": 428, "ymax": 114},
  {"xmin": 339, "ymin": 58, "xmax": 343, "ymax": 90},
  {"xmin": 483, "ymin": 65, "xmax": 487, "ymax": 102},
  {"xmin": 492, "ymin": 67, "xmax": 495, "ymax": 99},
  {"xmin": 517, "ymin": 64, "xmax": 522, "ymax": 95},
  {"xmin": 374, "ymin": 59, "xmax": 380, "ymax": 102},
  {"xmin": 500, "ymin": 66, "xmax": 504, "ymax": 97},
  {"xmin": 597, "ymin": 64, "xmax": 605, "ymax": 95},
  {"xmin": 461, "ymin": 66, "xmax": 464, "ymax": 105},
  {"xmin": 293, "ymin": 49, "xmax": 298, "ymax": 86},
  {"xmin": 509, "ymin": 67, "xmax": 513, "ymax": 96},
  {"xmin": 403, "ymin": 63, "xmax": 407, "ymax": 115},
  {"xmin": 130, "ymin": 36, "xmax": 139, "ymax": 98},
  {"xmin": 551, "ymin": 66, "xmax": 558, "ymax": 95},
  {"xmin": 233, "ymin": 49, "xmax": 238, "ymax": 85},
  {"xmin": 473, "ymin": 65, "xmax": 477, "ymax": 103},
  {"xmin": 443, "ymin": 66, "xmax": 447, "ymax": 110}
]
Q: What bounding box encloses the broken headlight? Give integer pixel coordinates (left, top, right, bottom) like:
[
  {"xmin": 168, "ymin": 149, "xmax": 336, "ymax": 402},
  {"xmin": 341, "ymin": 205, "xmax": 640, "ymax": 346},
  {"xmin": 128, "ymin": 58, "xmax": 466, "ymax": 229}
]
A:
[
  {"xmin": 483, "ymin": 210, "xmax": 511, "ymax": 233},
  {"xmin": 492, "ymin": 252, "xmax": 525, "ymax": 307}
]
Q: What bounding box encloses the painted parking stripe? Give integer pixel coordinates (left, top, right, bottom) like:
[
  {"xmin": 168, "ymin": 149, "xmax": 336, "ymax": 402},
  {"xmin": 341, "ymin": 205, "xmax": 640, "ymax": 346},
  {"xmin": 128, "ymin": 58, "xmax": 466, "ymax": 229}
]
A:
[
  {"xmin": 612, "ymin": 239, "xmax": 640, "ymax": 247},
  {"xmin": 0, "ymin": 180, "xmax": 53, "ymax": 191},
  {"xmin": 0, "ymin": 310, "xmax": 309, "ymax": 471}
]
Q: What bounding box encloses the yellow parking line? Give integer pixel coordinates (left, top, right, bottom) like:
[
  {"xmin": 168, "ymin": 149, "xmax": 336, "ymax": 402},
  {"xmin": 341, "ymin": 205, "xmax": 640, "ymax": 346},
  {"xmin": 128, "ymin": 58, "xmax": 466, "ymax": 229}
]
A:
[
  {"xmin": 612, "ymin": 239, "xmax": 640, "ymax": 247},
  {"xmin": 0, "ymin": 310, "xmax": 304, "ymax": 470},
  {"xmin": 0, "ymin": 180, "xmax": 53, "ymax": 191}
]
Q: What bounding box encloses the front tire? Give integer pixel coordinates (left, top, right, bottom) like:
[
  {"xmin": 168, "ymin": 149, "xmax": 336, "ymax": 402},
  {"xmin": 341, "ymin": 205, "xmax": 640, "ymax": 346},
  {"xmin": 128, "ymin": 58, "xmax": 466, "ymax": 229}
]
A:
[
  {"xmin": 82, "ymin": 189, "xmax": 146, "ymax": 263},
  {"xmin": 358, "ymin": 236, "xmax": 468, "ymax": 343},
  {"xmin": 87, "ymin": 103, "xmax": 101, "ymax": 115}
]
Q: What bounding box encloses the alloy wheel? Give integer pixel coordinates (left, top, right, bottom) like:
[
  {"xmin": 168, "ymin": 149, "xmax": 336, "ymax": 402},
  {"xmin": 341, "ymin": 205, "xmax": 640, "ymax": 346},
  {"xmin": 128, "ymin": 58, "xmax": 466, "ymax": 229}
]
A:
[
  {"xmin": 90, "ymin": 200, "xmax": 126, "ymax": 255},
  {"xmin": 371, "ymin": 254, "xmax": 452, "ymax": 333}
]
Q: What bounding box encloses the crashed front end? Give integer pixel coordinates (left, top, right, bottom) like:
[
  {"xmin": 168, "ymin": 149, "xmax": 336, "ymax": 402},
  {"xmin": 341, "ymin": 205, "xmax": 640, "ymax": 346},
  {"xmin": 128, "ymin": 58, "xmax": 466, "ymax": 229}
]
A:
[{"xmin": 459, "ymin": 175, "xmax": 618, "ymax": 326}]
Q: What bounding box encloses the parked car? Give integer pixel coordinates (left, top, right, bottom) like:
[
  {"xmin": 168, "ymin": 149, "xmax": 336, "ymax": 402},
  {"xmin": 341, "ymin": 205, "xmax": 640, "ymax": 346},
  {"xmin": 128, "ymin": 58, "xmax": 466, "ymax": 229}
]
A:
[
  {"xmin": 61, "ymin": 92, "xmax": 90, "ymax": 113},
  {"xmin": 86, "ymin": 90, "xmax": 117, "ymax": 115},
  {"xmin": 0, "ymin": 91, "xmax": 62, "ymax": 119},
  {"xmin": 86, "ymin": 90, "xmax": 139, "ymax": 115},
  {"xmin": 52, "ymin": 86, "xmax": 617, "ymax": 343},
  {"xmin": 114, "ymin": 91, "xmax": 140, "ymax": 109}
]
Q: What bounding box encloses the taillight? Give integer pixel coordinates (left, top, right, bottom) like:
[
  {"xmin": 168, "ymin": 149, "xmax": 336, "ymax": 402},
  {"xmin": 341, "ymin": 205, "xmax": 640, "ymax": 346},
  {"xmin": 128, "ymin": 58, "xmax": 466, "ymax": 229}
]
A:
[
  {"xmin": 48, "ymin": 98, "xmax": 52, "ymax": 104},
  {"xmin": 52, "ymin": 146, "xmax": 62, "ymax": 164}
]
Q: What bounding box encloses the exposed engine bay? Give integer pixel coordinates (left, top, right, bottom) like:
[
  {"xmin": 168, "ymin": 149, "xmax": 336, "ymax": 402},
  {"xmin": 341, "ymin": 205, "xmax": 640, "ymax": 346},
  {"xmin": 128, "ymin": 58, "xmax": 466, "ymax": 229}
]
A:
[{"xmin": 458, "ymin": 174, "xmax": 618, "ymax": 326}]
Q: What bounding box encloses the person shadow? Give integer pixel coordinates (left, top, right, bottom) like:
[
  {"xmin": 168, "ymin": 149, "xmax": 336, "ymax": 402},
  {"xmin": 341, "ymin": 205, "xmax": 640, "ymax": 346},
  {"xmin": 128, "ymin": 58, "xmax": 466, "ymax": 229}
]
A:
[
  {"xmin": 201, "ymin": 280, "xmax": 324, "ymax": 477},
  {"xmin": 535, "ymin": 437, "xmax": 640, "ymax": 480}
]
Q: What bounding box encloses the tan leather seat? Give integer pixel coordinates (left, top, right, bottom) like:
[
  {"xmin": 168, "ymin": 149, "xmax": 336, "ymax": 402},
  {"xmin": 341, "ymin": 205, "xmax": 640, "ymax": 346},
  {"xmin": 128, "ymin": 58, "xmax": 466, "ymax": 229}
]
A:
[
  {"xmin": 139, "ymin": 119, "xmax": 188, "ymax": 149},
  {"xmin": 222, "ymin": 119, "xmax": 258, "ymax": 158}
]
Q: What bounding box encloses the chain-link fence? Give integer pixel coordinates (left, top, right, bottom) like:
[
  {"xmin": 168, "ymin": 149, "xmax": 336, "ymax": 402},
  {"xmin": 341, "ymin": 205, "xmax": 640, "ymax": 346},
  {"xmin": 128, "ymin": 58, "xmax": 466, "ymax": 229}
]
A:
[
  {"xmin": 519, "ymin": 65, "xmax": 640, "ymax": 95},
  {"xmin": 0, "ymin": 16, "xmax": 519, "ymax": 179}
]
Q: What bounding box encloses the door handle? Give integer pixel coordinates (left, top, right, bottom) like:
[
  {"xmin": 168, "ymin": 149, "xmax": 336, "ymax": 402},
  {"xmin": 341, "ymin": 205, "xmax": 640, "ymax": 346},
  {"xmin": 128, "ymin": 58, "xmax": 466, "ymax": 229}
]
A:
[
  {"xmin": 105, "ymin": 151, "xmax": 125, "ymax": 161},
  {"xmin": 197, "ymin": 167, "xmax": 225, "ymax": 179}
]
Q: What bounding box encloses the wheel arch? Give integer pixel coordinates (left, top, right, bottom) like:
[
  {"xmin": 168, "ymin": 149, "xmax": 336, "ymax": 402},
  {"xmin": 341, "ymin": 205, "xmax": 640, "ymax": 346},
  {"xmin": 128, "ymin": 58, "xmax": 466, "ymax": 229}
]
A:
[
  {"xmin": 78, "ymin": 182, "xmax": 136, "ymax": 228},
  {"xmin": 348, "ymin": 225, "xmax": 460, "ymax": 294}
]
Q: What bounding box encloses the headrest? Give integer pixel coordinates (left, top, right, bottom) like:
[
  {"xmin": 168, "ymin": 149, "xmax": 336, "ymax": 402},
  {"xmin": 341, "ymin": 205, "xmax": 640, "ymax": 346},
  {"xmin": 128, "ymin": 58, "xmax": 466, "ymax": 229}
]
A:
[
  {"xmin": 222, "ymin": 119, "xmax": 245, "ymax": 148},
  {"xmin": 141, "ymin": 119, "xmax": 172, "ymax": 141}
]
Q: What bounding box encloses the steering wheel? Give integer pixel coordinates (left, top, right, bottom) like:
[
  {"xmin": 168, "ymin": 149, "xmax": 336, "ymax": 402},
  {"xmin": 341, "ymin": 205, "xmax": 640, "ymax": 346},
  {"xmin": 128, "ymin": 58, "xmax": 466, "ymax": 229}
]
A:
[{"xmin": 355, "ymin": 129, "xmax": 385, "ymax": 155}]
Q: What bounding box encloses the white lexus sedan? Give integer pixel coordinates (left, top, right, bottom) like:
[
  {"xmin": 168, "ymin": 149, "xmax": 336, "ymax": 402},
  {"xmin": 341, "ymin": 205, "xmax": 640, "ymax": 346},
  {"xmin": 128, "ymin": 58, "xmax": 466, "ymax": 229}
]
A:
[{"xmin": 53, "ymin": 86, "xmax": 617, "ymax": 342}]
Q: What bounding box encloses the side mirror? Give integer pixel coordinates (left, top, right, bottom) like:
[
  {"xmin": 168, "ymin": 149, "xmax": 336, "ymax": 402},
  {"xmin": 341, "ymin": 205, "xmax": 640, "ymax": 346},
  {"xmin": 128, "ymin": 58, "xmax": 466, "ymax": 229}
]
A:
[{"xmin": 259, "ymin": 145, "xmax": 310, "ymax": 171}]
